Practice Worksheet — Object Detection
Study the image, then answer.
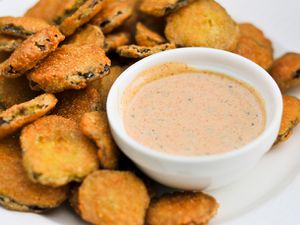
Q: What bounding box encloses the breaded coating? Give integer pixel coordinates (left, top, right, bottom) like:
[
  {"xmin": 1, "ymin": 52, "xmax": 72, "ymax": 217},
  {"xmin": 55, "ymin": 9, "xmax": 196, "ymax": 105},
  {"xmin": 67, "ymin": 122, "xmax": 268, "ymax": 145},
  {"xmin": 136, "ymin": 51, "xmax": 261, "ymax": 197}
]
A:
[
  {"xmin": 165, "ymin": 0, "xmax": 239, "ymax": 51},
  {"xmin": 270, "ymin": 53, "xmax": 300, "ymax": 92},
  {"xmin": 234, "ymin": 23, "xmax": 273, "ymax": 70},
  {"xmin": 70, "ymin": 170, "xmax": 150, "ymax": 225},
  {"xmin": 140, "ymin": 0, "xmax": 196, "ymax": 17},
  {"xmin": 25, "ymin": 0, "xmax": 74, "ymax": 24},
  {"xmin": 0, "ymin": 137, "xmax": 68, "ymax": 213},
  {"xmin": 21, "ymin": 115, "xmax": 99, "ymax": 187},
  {"xmin": 146, "ymin": 192, "xmax": 219, "ymax": 225},
  {"xmin": 117, "ymin": 43, "xmax": 175, "ymax": 58},
  {"xmin": 135, "ymin": 22, "xmax": 166, "ymax": 47},
  {"xmin": 54, "ymin": 87, "xmax": 102, "ymax": 122},
  {"xmin": 0, "ymin": 26, "xmax": 65, "ymax": 78},
  {"xmin": 0, "ymin": 16, "xmax": 49, "ymax": 38},
  {"xmin": 59, "ymin": 0, "xmax": 105, "ymax": 36},
  {"xmin": 104, "ymin": 32, "xmax": 130, "ymax": 52},
  {"xmin": 275, "ymin": 96, "xmax": 300, "ymax": 144},
  {"xmin": 27, "ymin": 44, "xmax": 111, "ymax": 93},
  {"xmin": 91, "ymin": 0, "xmax": 133, "ymax": 34},
  {"xmin": 0, "ymin": 76, "xmax": 37, "ymax": 111},
  {"xmin": 0, "ymin": 34, "xmax": 23, "ymax": 52},
  {"xmin": 68, "ymin": 24, "xmax": 105, "ymax": 48},
  {"xmin": 80, "ymin": 111, "xmax": 120, "ymax": 169},
  {"xmin": 0, "ymin": 93, "xmax": 57, "ymax": 140}
]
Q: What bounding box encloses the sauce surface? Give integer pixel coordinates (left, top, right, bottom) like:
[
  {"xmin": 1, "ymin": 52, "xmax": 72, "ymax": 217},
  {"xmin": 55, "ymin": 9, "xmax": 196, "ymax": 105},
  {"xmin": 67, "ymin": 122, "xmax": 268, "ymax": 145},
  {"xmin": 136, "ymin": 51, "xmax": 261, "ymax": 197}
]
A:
[{"xmin": 123, "ymin": 63, "xmax": 266, "ymax": 156}]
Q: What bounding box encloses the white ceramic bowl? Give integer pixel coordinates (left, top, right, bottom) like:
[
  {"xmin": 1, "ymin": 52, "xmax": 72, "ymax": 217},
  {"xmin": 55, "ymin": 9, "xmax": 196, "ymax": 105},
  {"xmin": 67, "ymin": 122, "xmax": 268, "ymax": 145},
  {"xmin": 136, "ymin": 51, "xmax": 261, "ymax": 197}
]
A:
[{"xmin": 107, "ymin": 47, "xmax": 283, "ymax": 190}]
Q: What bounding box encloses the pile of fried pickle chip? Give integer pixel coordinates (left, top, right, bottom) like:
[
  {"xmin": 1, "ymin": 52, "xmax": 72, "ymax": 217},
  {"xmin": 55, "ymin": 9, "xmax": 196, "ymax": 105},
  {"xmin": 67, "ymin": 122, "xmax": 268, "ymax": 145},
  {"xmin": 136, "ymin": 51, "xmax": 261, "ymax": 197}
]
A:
[{"xmin": 0, "ymin": 0, "xmax": 299, "ymax": 225}]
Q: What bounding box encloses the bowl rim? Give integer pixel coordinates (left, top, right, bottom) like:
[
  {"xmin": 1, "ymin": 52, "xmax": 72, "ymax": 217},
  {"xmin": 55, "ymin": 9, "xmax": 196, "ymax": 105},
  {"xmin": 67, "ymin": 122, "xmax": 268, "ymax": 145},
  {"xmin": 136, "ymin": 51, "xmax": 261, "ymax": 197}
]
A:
[{"xmin": 107, "ymin": 47, "xmax": 283, "ymax": 163}]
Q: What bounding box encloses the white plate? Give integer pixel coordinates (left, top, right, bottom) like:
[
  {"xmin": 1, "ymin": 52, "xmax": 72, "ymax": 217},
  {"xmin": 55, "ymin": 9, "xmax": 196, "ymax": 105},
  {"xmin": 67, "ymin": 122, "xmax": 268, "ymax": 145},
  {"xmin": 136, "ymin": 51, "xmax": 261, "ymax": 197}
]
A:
[{"xmin": 0, "ymin": 0, "xmax": 300, "ymax": 225}]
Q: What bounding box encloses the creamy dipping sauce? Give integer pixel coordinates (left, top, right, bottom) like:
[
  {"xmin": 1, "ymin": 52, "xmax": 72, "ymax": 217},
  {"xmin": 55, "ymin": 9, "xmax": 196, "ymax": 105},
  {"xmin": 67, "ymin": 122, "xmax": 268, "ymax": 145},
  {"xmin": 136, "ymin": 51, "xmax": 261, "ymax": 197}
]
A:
[{"xmin": 123, "ymin": 63, "xmax": 266, "ymax": 156}]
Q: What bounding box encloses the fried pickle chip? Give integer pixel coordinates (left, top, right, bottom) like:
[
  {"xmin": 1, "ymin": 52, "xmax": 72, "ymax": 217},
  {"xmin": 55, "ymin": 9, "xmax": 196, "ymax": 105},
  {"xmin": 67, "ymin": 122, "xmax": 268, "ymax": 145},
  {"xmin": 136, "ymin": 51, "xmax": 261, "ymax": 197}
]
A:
[
  {"xmin": 140, "ymin": 0, "xmax": 195, "ymax": 17},
  {"xmin": 270, "ymin": 53, "xmax": 300, "ymax": 92},
  {"xmin": 117, "ymin": 43, "xmax": 175, "ymax": 58},
  {"xmin": 0, "ymin": 136, "xmax": 68, "ymax": 212},
  {"xmin": 146, "ymin": 192, "xmax": 219, "ymax": 225},
  {"xmin": 59, "ymin": 0, "xmax": 105, "ymax": 36},
  {"xmin": 234, "ymin": 23, "xmax": 273, "ymax": 70},
  {"xmin": 165, "ymin": 0, "xmax": 239, "ymax": 51},
  {"xmin": 80, "ymin": 111, "xmax": 120, "ymax": 169},
  {"xmin": 104, "ymin": 32, "xmax": 130, "ymax": 52},
  {"xmin": 0, "ymin": 93, "xmax": 57, "ymax": 140},
  {"xmin": 21, "ymin": 115, "xmax": 99, "ymax": 187},
  {"xmin": 275, "ymin": 96, "xmax": 300, "ymax": 144},
  {"xmin": 27, "ymin": 44, "xmax": 111, "ymax": 93},
  {"xmin": 70, "ymin": 170, "xmax": 150, "ymax": 225},
  {"xmin": 0, "ymin": 76, "xmax": 37, "ymax": 111},
  {"xmin": 91, "ymin": 0, "xmax": 133, "ymax": 34},
  {"xmin": 0, "ymin": 34, "xmax": 23, "ymax": 52},
  {"xmin": 135, "ymin": 22, "xmax": 166, "ymax": 47},
  {"xmin": 68, "ymin": 24, "xmax": 105, "ymax": 48},
  {"xmin": 0, "ymin": 16, "xmax": 50, "ymax": 38},
  {"xmin": 54, "ymin": 87, "xmax": 102, "ymax": 122},
  {"xmin": 0, "ymin": 26, "xmax": 65, "ymax": 78}
]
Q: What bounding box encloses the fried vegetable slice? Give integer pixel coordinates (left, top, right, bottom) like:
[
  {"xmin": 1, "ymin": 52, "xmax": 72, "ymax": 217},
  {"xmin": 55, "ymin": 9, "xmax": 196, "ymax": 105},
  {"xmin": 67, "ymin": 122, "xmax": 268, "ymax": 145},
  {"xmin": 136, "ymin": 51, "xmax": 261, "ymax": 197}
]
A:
[
  {"xmin": 270, "ymin": 53, "xmax": 300, "ymax": 93},
  {"xmin": 234, "ymin": 23, "xmax": 273, "ymax": 70},
  {"xmin": 21, "ymin": 115, "xmax": 99, "ymax": 187},
  {"xmin": 27, "ymin": 44, "xmax": 111, "ymax": 93},
  {"xmin": 0, "ymin": 93, "xmax": 57, "ymax": 140},
  {"xmin": 104, "ymin": 32, "xmax": 130, "ymax": 52},
  {"xmin": 54, "ymin": 87, "xmax": 102, "ymax": 122},
  {"xmin": 117, "ymin": 43, "xmax": 175, "ymax": 58},
  {"xmin": 135, "ymin": 22, "xmax": 166, "ymax": 47},
  {"xmin": 25, "ymin": 0, "xmax": 75, "ymax": 23},
  {"xmin": 0, "ymin": 136, "xmax": 68, "ymax": 212},
  {"xmin": 165, "ymin": 0, "xmax": 239, "ymax": 51},
  {"xmin": 80, "ymin": 111, "xmax": 120, "ymax": 169},
  {"xmin": 91, "ymin": 0, "xmax": 133, "ymax": 34},
  {"xmin": 0, "ymin": 76, "xmax": 37, "ymax": 111},
  {"xmin": 0, "ymin": 26, "xmax": 65, "ymax": 78},
  {"xmin": 70, "ymin": 170, "xmax": 150, "ymax": 225},
  {"xmin": 59, "ymin": 0, "xmax": 105, "ymax": 36},
  {"xmin": 275, "ymin": 96, "xmax": 300, "ymax": 144},
  {"xmin": 146, "ymin": 192, "xmax": 219, "ymax": 225},
  {"xmin": 0, "ymin": 16, "xmax": 50, "ymax": 38},
  {"xmin": 0, "ymin": 34, "xmax": 23, "ymax": 52},
  {"xmin": 68, "ymin": 24, "xmax": 105, "ymax": 48},
  {"xmin": 140, "ymin": 0, "xmax": 196, "ymax": 17}
]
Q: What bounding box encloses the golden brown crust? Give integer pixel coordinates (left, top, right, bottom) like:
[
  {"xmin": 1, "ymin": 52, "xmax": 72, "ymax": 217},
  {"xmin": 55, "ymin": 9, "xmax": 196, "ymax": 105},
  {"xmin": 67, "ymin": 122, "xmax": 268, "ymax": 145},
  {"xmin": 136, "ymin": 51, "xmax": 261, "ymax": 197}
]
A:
[
  {"xmin": 54, "ymin": 87, "xmax": 102, "ymax": 123},
  {"xmin": 117, "ymin": 43, "xmax": 176, "ymax": 58},
  {"xmin": 146, "ymin": 192, "xmax": 219, "ymax": 225},
  {"xmin": 72, "ymin": 170, "xmax": 150, "ymax": 225},
  {"xmin": 21, "ymin": 115, "xmax": 99, "ymax": 187},
  {"xmin": 68, "ymin": 24, "xmax": 105, "ymax": 48},
  {"xmin": 140, "ymin": 0, "xmax": 196, "ymax": 17},
  {"xmin": 91, "ymin": 0, "xmax": 133, "ymax": 34},
  {"xmin": 27, "ymin": 44, "xmax": 111, "ymax": 93},
  {"xmin": 104, "ymin": 32, "xmax": 130, "ymax": 52},
  {"xmin": 135, "ymin": 22, "xmax": 166, "ymax": 47},
  {"xmin": 0, "ymin": 16, "xmax": 50, "ymax": 38},
  {"xmin": 0, "ymin": 136, "xmax": 68, "ymax": 212},
  {"xmin": 80, "ymin": 111, "xmax": 120, "ymax": 169},
  {"xmin": 165, "ymin": 0, "xmax": 239, "ymax": 51},
  {"xmin": 234, "ymin": 23, "xmax": 273, "ymax": 70},
  {"xmin": 0, "ymin": 76, "xmax": 37, "ymax": 110},
  {"xmin": 0, "ymin": 93, "xmax": 58, "ymax": 140},
  {"xmin": 270, "ymin": 53, "xmax": 300, "ymax": 92},
  {"xmin": 0, "ymin": 26, "xmax": 65, "ymax": 78},
  {"xmin": 275, "ymin": 96, "xmax": 300, "ymax": 144},
  {"xmin": 0, "ymin": 34, "xmax": 23, "ymax": 52},
  {"xmin": 59, "ymin": 0, "xmax": 105, "ymax": 36}
]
